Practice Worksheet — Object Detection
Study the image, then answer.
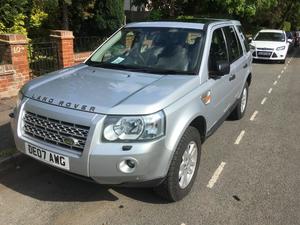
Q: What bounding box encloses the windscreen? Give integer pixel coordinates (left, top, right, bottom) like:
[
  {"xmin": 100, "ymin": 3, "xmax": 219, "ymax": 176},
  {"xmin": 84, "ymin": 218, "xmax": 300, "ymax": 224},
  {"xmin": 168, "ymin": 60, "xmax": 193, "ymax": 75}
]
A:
[
  {"xmin": 86, "ymin": 27, "xmax": 204, "ymax": 75},
  {"xmin": 255, "ymin": 32, "xmax": 285, "ymax": 42}
]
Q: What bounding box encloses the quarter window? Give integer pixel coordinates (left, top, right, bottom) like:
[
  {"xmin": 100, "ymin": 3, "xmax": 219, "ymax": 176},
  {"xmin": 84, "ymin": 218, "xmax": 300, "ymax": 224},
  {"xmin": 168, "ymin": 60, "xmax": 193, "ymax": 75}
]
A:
[
  {"xmin": 223, "ymin": 26, "xmax": 243, "ymax": 63},
  {"xmin": 237, "ymin": 25, "xmax": 250, "ymax": 52}
]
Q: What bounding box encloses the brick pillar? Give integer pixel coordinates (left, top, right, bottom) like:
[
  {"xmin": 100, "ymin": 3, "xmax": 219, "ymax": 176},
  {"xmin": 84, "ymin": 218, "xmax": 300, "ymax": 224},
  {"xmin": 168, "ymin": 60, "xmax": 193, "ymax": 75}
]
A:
[
  {"xmin": 0, "ymin": 34, "xmax": 30, "ymax": 98},
  {"xmin": 50, "ymin": 30, "xmax": 74, "ymax": 68}
]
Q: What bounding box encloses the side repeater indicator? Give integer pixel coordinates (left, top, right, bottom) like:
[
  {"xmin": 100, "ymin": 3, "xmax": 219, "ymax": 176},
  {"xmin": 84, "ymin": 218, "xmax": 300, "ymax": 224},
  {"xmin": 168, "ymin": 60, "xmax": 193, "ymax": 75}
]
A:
[{"xmin": 201, "ymin": 91, "xmax": 211, "ymax": 105}]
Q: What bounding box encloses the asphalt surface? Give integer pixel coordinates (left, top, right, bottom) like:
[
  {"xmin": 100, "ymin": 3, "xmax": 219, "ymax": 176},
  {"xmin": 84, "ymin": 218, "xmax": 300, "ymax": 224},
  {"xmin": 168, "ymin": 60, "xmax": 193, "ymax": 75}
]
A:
[{"xmin": 0, "ymin": 49, "xmax": 299, "ymax": 225}]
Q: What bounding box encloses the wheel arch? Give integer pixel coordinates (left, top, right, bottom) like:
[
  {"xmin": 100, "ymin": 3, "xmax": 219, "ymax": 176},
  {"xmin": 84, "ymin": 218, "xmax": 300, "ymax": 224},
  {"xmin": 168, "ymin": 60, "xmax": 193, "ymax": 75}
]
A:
[
  {"xmin": 246, "ymin": 72, "xmax": 252, "ymax": 86},
  {"xmin": 189, "ymin": 115, "xmax": 207, "ymax": 143}
]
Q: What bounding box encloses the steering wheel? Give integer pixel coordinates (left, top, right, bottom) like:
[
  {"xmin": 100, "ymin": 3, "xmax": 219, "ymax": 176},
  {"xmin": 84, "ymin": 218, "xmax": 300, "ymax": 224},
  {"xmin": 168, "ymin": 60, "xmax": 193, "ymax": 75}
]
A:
[{"xmin": 129, "ymin": 48, "xmax": 145, "ymax": 65}]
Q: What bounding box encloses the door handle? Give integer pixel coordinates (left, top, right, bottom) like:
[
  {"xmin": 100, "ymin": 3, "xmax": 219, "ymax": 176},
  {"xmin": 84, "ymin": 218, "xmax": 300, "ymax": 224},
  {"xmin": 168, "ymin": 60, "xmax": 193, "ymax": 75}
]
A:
[
  {"xmin": 229, "ymin": 74, "xmax": 236, "ymax": 81},
  {"xmin": 243, "ymin": 63, "xmax": 248, "ymax": 69}
]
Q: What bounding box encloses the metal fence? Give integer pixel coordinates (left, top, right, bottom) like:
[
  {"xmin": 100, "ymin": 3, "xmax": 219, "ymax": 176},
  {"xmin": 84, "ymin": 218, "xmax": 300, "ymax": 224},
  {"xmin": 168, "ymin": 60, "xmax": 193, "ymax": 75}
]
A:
[
  {"xmin": 28, "ymin": 41, "xmax": 59, "ymax": 77},
  {"xmin": 0, "ymin": 44, "xmax": 8, "ymax": 65},
  {"xmin": 74, "ymin": 36, "xmax": 106, "ymax": 53}
]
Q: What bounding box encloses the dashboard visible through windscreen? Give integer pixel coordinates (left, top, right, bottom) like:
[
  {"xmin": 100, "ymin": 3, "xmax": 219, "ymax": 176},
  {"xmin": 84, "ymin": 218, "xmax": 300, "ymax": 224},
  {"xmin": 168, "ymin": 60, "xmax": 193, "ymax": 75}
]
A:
[{"xmin": 87, "ymin": 27, "xmax": 204, "ymax": 75}]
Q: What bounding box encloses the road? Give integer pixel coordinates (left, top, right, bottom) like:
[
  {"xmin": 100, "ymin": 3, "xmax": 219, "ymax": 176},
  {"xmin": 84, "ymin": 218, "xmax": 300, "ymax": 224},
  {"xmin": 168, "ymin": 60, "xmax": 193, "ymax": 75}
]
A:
[{"xmin": 0, "ymin": 49, "xmax": 299, "ymax": 225}]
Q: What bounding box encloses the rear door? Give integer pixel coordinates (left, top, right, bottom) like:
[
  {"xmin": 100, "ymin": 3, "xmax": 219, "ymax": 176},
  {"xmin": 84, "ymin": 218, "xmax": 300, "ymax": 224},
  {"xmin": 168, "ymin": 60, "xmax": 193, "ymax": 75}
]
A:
[
  {"xmin": 236, "ymin": 25, "xmax": 252, "ymax": 88},
  {"xmin": 222, "ymin": 26, "xmax": 246, "ymax": 102}
]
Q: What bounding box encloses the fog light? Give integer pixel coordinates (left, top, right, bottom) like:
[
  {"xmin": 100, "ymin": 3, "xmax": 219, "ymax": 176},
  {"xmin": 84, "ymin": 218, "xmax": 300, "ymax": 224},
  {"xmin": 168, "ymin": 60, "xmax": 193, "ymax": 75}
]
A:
[{"xmin": 118, "ymin": 158, "xmax": 138, "ymax": 173}]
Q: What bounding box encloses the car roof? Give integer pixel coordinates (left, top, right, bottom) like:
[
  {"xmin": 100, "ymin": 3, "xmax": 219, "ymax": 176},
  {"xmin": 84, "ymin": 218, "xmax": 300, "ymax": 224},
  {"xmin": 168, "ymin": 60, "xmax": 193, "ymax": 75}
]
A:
[
  {"xmin": 259, "ymin": 29, "xmax": 285, "ymax": 33},
  {"xmin": 126, "ymin": 18, "xmax": 241, "ymax": 30}
]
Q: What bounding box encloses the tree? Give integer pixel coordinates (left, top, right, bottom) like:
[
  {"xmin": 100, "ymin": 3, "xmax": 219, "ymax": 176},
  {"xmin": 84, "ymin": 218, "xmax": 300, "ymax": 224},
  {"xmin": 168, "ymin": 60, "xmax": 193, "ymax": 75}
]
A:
[
  {"xmin": 87, "ymin": 0, "xmax": 125, "ymax": 35},
  {"xmin": 58, "ymin": 0, "xmax": 71, "ymax": 30},
  {"xmin": 0, "ymin": 0, "xmax": 28, "ymax": 34}
]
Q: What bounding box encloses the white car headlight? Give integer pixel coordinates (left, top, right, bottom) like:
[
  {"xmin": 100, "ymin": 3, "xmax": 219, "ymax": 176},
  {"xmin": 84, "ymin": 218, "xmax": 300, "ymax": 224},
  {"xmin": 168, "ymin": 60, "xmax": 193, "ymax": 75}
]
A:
[
  {"xmin": 103, "ymin": 111, "xmax": 165, "ymax": 142},
  {"xmin": 276, "ymin": 46, "xmax": 286, "ymax": 51}
]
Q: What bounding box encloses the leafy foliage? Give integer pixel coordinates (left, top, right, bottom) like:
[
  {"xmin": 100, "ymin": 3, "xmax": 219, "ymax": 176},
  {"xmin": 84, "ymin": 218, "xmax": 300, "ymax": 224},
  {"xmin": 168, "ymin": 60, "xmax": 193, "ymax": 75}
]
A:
[
  {"xmin": 0, "ymin": 0, "xmax": 125, "ymax": 37},
  {"xmin": 0, "ymin": 0, "xmax": 28, "ymax": 34},
  {"xmin": 1, "ymin": 0, "xmax": 300, "ymax": 39}
]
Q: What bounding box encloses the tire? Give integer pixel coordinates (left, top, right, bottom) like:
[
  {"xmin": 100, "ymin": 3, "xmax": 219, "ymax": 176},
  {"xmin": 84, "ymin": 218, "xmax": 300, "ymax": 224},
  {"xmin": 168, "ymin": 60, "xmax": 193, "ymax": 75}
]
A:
[
  {"xmin": 280, "ymin": 59, "xmax": 286, "ymax": 64},
  {"xmin": 154, "ymin": 126, "xmax": 201, "ymax": 202},
  {"xmin": 229, "ymin": 82, "xmax": 249, "ymax": 120}
]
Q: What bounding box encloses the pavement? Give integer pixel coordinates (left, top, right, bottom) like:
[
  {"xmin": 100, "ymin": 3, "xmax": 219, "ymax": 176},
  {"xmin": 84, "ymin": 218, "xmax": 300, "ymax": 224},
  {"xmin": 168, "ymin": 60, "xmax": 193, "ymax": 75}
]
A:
[
  {"xmin": 0, "ymin": 49, "xmax": 299, "ymax": 225},
  {"xmin": 0, "ymin": 97, "xmax": 16, "ymax": 159}
]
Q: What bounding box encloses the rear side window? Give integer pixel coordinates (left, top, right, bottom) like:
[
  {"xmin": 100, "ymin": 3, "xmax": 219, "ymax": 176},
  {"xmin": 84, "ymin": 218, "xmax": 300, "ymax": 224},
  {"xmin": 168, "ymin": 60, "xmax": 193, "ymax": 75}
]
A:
[
  {"xmin": 237, "ymin": 25, "xmax": 250, "ymax": 52},
  {"xmin": 208, "ymin": 28, "xmax": 229, "ymax": 76},
  {"xmin": 223, "ymin": 26, "xmax": 243, "ymax": 63}
]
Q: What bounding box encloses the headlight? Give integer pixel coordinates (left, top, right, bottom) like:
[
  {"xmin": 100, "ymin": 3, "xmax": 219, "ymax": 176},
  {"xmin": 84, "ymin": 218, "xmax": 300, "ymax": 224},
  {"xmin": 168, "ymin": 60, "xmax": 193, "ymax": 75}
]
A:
[
  {"xmin": 276, "ymin": 46, "xmax": 285, "ymax": 51},
  {"xmin": 249, "ymin": 45, "xmax": 255, "ymax": 50},
  {"xmin": 103, "ymin": 111, "xmax": 165, "ymax": 142}
]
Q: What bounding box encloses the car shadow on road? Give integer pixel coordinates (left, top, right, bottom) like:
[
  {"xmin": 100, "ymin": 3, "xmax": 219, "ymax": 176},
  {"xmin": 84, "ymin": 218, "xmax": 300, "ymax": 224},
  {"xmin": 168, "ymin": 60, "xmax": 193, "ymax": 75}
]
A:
[
  {"xmin": 0, "ymin": 155, "xmax": 169, "ymax": 204},
  {"xmin": 0, "ymin": 122, "xmax": 16, "ymax": 157}
]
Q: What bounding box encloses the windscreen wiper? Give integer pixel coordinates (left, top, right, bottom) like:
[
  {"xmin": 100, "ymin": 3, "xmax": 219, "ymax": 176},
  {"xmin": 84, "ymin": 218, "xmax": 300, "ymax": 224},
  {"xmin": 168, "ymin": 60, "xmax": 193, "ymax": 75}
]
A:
[{"xmin": 86, "ymin": 61, "xmax": 195, "ymax": 75}]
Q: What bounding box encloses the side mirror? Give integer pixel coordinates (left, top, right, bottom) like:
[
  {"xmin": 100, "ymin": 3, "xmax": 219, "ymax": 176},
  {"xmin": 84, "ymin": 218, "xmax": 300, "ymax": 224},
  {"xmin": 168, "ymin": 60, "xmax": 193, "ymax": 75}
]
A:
[
  {"xmin": 248, "ymin": 37, "xmax": 253, "ymax": 42},
  {"xmin": 287, "ymin": 38, "xmax": 293, "ymax": 43},
  {"xmin": 216, "ymin": 61, "xmax": 230, "ymax": 76}
]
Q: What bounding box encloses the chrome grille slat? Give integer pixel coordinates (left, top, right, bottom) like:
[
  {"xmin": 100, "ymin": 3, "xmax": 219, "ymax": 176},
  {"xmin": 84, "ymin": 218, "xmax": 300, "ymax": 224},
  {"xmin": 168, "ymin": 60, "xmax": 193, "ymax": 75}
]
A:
[{"xmin": 23, "ymin": 111, "xmax": 89, "ymax": 152}]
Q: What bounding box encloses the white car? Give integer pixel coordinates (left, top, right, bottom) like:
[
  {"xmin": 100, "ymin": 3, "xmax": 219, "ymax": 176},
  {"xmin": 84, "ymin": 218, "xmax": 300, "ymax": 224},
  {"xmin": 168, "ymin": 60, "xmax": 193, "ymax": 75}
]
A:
[{"xmin": 250, "ymin": 29, "xmax": 291, "ymax": 63}]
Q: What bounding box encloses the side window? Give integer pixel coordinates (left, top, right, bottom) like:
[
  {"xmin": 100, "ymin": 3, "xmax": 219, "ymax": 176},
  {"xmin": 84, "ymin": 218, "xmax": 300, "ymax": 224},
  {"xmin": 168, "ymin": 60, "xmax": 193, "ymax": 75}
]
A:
[
  {"xmin": 237, "ymin": 25, "xmax": 250, "ymax": 52},
  {"xmin": 223, "ymin": 26, "xmax": 243, "ymax": 63},
  {"xmin": 208, "ymin": 28, "xmax": 229, "ymax": 76}
]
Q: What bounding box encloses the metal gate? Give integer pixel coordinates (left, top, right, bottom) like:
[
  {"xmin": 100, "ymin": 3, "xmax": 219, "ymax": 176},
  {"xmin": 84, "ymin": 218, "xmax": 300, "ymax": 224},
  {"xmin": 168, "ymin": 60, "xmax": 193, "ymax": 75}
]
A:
[{"xmin": 28, "ymin": 41, "xmax": 59, "ymax": 77}]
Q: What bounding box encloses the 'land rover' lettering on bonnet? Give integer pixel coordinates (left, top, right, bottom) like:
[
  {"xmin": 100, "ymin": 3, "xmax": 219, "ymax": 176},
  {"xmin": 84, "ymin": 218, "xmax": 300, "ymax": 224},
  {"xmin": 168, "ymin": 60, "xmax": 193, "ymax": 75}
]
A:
[{"xmin": 31, "ymin": 94, "xmax": 96, "ymax": 112}]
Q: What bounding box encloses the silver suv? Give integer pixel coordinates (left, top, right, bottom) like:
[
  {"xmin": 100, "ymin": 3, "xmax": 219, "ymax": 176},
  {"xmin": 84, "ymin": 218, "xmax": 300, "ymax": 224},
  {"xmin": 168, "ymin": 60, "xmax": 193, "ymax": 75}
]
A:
[{"xmin": 11, "ymin": 19, "xmax": 252, "ymax": 201}]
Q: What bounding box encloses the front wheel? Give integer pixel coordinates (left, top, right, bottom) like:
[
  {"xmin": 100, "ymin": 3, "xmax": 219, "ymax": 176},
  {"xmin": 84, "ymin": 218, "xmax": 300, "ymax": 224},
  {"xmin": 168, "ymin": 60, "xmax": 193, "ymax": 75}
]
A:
[
  {"xmin": 229, "ymin": 82, "xmax": 249, "ymax": 120},
  {"xmin": 154, "ymin": 126, "xmax": 201, "ymax": 202}
]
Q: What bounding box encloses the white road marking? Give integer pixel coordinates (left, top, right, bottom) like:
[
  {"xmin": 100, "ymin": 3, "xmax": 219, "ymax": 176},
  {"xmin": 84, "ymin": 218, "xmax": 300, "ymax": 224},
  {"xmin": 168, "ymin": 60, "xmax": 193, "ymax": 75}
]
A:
[
  {"xmin": 261, "ymin": 97, "xmax": 267, "ymax": 105},
  {"xmin": 278, "ymin": 75, "xmax": 281, "ymax": 79},
  {"xmin": 181, "ymin": 223, "xmax": 186, "ymax": 225},
  {"xmin": 268, "ymin": 88, "xmax": 273, "ymax": 94},
  {"xmin": 207, "ymin": 162, "xmax": 226, "ymax": 189},
  {"xmin": 234, "ymin": 130, "xmax": 246, "ymax": 145},
  {"xmin": 273, "ymin": 80, "xmax": 278, "ymax": 85},
  {"xmin": 250, "ymin": 110, "xmax": 258, "ymax": 121},
  {"xmin": 281, "ymin": 70, "xmax": 284, "ymax": 74},
  {"xmin": 284, "ymin": 66, "xmax": 287, "ymax": 70}
]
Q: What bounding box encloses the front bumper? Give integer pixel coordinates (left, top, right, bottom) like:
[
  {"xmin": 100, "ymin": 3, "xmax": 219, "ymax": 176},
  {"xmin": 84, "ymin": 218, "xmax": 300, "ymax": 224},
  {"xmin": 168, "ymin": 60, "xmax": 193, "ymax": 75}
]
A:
[
  {"xmin": 11, "ymin": 98, "xmax": 172, "ymax": 186},
  {"xmin": 252, "ymin": 49, "xmax": 287, "ymax": 60}
]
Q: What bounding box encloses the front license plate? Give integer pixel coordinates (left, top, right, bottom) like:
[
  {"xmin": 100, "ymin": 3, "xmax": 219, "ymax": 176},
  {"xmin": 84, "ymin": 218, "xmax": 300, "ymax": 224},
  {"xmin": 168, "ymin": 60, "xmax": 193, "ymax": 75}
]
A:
[
  {"xmin": 258, "ymin": 51, "xmax": 271, "ymax": 57},
  {"xmin": 25, "ymin": 143, "xmax": 70, "ymax": 170}
]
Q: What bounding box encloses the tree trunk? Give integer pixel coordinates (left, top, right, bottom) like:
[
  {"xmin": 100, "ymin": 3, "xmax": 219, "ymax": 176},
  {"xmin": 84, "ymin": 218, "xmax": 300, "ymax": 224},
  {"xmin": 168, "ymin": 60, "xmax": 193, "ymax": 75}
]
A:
[{"xmin": 59, "ymin": 0, "xmax": 69, "ymax": 30}]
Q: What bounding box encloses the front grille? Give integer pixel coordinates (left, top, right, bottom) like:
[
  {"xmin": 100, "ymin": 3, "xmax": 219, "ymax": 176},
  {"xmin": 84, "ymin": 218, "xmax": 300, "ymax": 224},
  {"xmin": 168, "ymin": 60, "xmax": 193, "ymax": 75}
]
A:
[
  {"xmin": 23, "ymin": 111, "xmax": 90, "ymax": 152},
  {"xmin": 257, "ymin": 47, "xmax": 274, "ymax": 51}
]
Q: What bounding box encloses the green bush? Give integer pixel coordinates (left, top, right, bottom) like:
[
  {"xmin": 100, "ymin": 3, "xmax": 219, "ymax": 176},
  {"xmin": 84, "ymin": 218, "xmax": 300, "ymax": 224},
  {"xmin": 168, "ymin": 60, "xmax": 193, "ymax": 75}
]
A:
[{"xmin": 283, "ymin": 21, "xmax": 291, "ymax": 31}]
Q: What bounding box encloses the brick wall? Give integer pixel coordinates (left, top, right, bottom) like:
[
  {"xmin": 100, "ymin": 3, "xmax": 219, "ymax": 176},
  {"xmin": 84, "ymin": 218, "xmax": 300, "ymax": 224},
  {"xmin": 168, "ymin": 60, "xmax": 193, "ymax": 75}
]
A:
[
  {"xmin": 0, "ymin": 34, "xmax": 30, "ymax": 99},
  {"xmin": 0, "ymin": 30, "xmax": 95, "ymax": 99},
  {"xmin": 74, "ymin": 51, "xmax": 92, "ymax": 64},
  {"xmin": 50, "ymin": 30, "xmax": 75, "ymax": 68}
]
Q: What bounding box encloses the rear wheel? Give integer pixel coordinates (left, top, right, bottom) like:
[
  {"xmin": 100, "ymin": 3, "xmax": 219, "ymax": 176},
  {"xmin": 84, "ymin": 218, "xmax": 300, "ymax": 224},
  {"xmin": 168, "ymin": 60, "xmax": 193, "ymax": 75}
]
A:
[
  {"xmin": 229, "ymin": 82, "xmax": 249, "ymax": 120},
  {"xmin": 154, "ymin": 126, "xmax": 201, "ymax": 202}
]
